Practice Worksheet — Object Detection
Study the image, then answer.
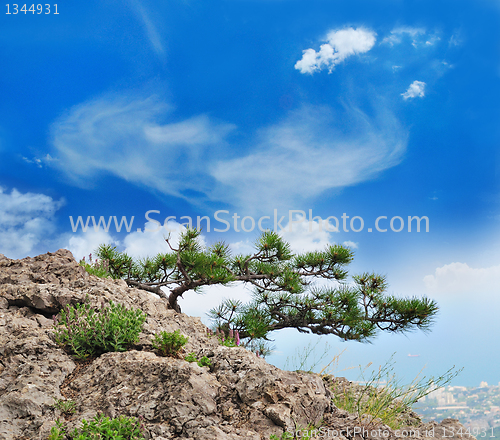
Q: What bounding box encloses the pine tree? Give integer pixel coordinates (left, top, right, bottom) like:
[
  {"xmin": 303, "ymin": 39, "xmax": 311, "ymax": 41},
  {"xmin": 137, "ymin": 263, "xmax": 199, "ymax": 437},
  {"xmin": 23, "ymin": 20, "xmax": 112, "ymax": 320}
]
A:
[{"xmin": 93, "ymin": 229, "xmax": 438, "ymax": 347}]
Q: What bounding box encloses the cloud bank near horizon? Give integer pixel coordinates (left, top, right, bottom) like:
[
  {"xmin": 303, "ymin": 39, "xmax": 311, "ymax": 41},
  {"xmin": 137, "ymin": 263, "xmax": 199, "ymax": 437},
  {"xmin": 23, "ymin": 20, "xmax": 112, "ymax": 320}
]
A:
[
  {"xmin": 0, "ymin": 187, "xmax": 65, "ymax": 259},
  {"xmin": 424, "ymin": 262, "xmax": 500, "ymax": 299}
]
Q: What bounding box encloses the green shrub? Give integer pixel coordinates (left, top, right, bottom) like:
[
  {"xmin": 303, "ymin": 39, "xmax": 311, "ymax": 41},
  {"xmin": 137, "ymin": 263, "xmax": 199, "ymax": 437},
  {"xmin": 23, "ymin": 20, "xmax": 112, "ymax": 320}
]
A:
[
  {"xmin": 72, "ymin": 414, "xmax": 145, "ymax": 439},
  {"xmin": 48, "ymin": 420, "xmax": 65, "ymax": 440},
  {"xmin": 151, "ymin": 330, "xmax": 188, "ymax": 357},
  {"xmin": 53, "ymin": 300, "xmax": 147, "ymax": 359},
  {"xmin": 79, "ymin": 258, "xmax": 111, "ymax": 279},
  {"xmin": 197, "ymin": 355, "xmax": 212, "ymax": 368},
  {"xmin": 270, "ymin": 422, "xmax": 321, "ymax": 440},
  {"xmin": 184, "ymin": 352, "xmax": 212, "ymax": 367},
  {"xmin": 184, "ymin": 352, "xmax": 197, "ymax": 362},
  {"xmin": 48, "ymin": 414, "xmax": 145, "ymax": 439},
  {"xmin": 52, "ymin": 398, "xmax": 76, "ymax": 415},
  {"xmin": 269, "ymin": 432, "xmax": 293, "ymax": 440}
]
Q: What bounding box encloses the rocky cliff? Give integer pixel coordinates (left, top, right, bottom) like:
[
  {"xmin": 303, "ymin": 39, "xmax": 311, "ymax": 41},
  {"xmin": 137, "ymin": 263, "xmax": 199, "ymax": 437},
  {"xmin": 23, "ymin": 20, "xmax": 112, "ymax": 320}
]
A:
[{"xmin": 0, "ymin": 250, "xmax": 474, "ymax": 440}]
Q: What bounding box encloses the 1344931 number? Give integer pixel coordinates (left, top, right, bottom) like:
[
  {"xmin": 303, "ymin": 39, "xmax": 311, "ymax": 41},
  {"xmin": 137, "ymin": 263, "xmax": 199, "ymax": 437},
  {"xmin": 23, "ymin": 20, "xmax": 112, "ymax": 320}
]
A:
[
  {"xmin": 441, "ymin": 426, "xmax": 496, "ymax": 438},
  {"xmin": 6, "ymin": 4, "xmax": 58, "ymax": 14}
]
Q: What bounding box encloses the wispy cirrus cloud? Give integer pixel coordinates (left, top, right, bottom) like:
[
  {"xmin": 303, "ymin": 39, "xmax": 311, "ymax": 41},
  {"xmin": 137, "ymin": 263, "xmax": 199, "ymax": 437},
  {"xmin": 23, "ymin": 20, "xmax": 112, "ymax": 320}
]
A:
[
  {"xmin": 48, "ymin": 91, "xmax": 407, "ymax": 213},
  {"xmin": 210, "ymin": 104, "xmax": 407, "ymax": 211},
  {"xmin": 382, "ymin": 26, "xmax": 427, "ymax": 47},
  {"xmin": 402, "ymin": 80, "xmax": 426, "ymax": 99},
  {"xmin": 128, "ymin": 0, "xmax": 165, "ymax": 58},
  {"xmin": 50, "ymin": 93, "xmax": 235, "ymax": 200},
  {"xmin": 382, "ymin": 26, "xmax": 443, "ymax": 49},
  {"xmin": 295, "ymin": 27, "xmax": 376, "ymax": 74}
]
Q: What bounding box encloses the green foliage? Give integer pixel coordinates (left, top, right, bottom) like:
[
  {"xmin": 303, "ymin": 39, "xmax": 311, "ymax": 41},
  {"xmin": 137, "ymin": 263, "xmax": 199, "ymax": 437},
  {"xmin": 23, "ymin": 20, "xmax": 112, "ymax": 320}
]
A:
[
  {"xmin": 331, "ymin": 355, "xmax": 463, "ymax": 429},
  {"xmin": 47, "ymin": 413, "xmax": 146, "ymax": 439},
  {"xmin": 94, "ymin": 244, "xmax": 135, "ymax": 279},
  {"xmin": 219, "ymin": 338, "xmax": 237, "ymax": 347},
  {"xmin": 212, "ymin": 327, "xmax": 241, "ymax": 347},
  {"xmin": 79, "ymin": 259, "xmax": 111, "ymax": 278},
  {"xmin": 270, "ymin": 432, "xmax": 293, "ymax": 440},
  {"xmin": 53, "ymin": 300, "xmax": 146, "ymax": 359},
  {"xmin": 184, "ymin": 352, "xmax": 197, "ymax": 362},
  {"xmin": 184, "ymin": 352, "xmax": 212, "ymax": 367},
  {"xmin": 197, "ymin": 355, "xmax": 211, "ymax": 367},
  {"xmin": 91, "ymin": 228, "xmax": 440, "ymax": 351},
  {"xmin": 270, "ymin": 424, "xmax": 321, "ymax": 440},
  {"xmin": 72, "ymin": 414, "xmax": 145, "ymax": 439},
  {"xmin": 52, "ymin": 398, "xmax": 76, "ymax": 416},
  {"xmin": 151, "ymin": 330, "xmax": 188, "ymax": 357},
  {"xmin": 48, "ymin": 420, "xmax": 66, "ymax": 440}
]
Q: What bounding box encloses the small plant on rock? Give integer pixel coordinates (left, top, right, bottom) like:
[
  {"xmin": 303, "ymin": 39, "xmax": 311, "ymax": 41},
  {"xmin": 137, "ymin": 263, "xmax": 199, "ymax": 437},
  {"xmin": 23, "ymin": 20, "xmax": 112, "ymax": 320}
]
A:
[
  {"xmin": 72, "ymin": 413, "xmax": 145, "ymax": 439},
  {"xmin": 47, "ymin": 413, "xmax": 146, "ymax": 439},
  {"xmin": 79, "ymin": 253, "xmax": 111, "ymax": 278},
  {"xmin": 197, "ymin": 355, "xmax": 212, "ymax": 367},
  {"xmin": 47, "ymin": 419, "xmax": 66, "ymax": 440},
  {"xmin": 53, "ymin": 300, "xmax": 147, "ymax": 359},
  {"xmin": 184, "ymin": 352, "xmax": 197, "ymax": 362},
  {"xmin": 269, "ymin": 432, "xmax": 293, "ymax": 440},
  {"xmin": 213, "ymin": 327, "xmax": 240, "ymax": 347},
  {"xmin": 52, "ymin": 398, "xmax": 77, "ymax": 416},
  {"xmin": 184, "ymin": 352, "xmax": 212, "ymax": 367},
  {"xmin": 151, "ymin": 330, "xmax": 188, "ymax": 357}
]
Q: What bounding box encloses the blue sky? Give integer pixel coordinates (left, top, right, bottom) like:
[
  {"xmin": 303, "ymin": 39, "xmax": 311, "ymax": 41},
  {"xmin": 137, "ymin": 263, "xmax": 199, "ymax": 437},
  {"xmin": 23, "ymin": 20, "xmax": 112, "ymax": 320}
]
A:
[{"xmin": 1, "ymin": 0, "xmax": 499, "ymax": 387}]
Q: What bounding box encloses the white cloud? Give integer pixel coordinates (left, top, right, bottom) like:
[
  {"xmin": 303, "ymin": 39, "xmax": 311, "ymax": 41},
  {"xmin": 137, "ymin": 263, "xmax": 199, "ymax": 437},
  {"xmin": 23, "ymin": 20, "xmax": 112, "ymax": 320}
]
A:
[
  {"xmin": 122, "ymin": 220, "xmax": 208, "ymax": 259},
  {"xmin": 49, "ymin": 94, "xmax": 406, "ymax": 214},
  {"xmin": 210, "ymin": 104, "xmax": 407, "ymax": 211},
  {"xmin": 65, "ymin": 219, "xmax": 207, "ymax": 262},
  {"xmin": 50, "ymin": 93, "xmax": 235, "ymax": 200},
  {"xmin": 342, "ymin": 240, "xmax": 358, "ymax": 249},
  {"xmin": 181, "ymin": 282, "xmax": 254, "ymax": 323},
  {"xmin": 382, "ymin": 27, "xmax": 426, "ymax": 47},
  {"xmin": 0, "ymin": 187, "xmax": 64, "ymax": 259},
  {"xmin": 228, "ymin": 240, "xmax": 256, "ymax": 256},
  {"xmin": 423, "ymin": 262, "xmax": 500, "ymax": 297},
  {"xmin": 448, "ymin": 31, "xmax": 463, "ymax": 47},
  {"xmin": 67, "ymin": 230, "xmax": 117, "ymax": 261},
  {"xmin": 425, "ymin": 36, "xmax": 441, "ymax": 46},
  {"xmin": 22, "ymin": 154, "xmax": 57, "ymax": 169},
  {"xmin": 22, "ymin": 156, "xmax": 43, "ymax": 168},
  {"xmin": 295, "ymin": 27, "xmax": 376, "ymax": 74},
  {"xmin": 279, "ymin": 215, "xmax": 338, "ymax": 253},
  {"xmin": 401, "ymin": 80, "xmax": 426, "ymax": 100}
]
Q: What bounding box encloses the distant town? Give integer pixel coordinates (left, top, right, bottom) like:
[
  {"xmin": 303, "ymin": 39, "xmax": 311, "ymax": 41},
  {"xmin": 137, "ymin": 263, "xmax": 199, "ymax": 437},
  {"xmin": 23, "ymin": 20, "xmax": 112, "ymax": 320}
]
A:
[{"xmin": 413, "ymin": 382, "xmax": 500, "ymax": 437}]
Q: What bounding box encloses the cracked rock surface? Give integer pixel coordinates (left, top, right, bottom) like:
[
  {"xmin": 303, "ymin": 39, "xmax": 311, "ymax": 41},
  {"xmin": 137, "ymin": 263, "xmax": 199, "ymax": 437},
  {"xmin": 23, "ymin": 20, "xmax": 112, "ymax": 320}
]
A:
[{"xmin": 0, "ymin": 250, "xmax": 475, "ymax": 440}]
